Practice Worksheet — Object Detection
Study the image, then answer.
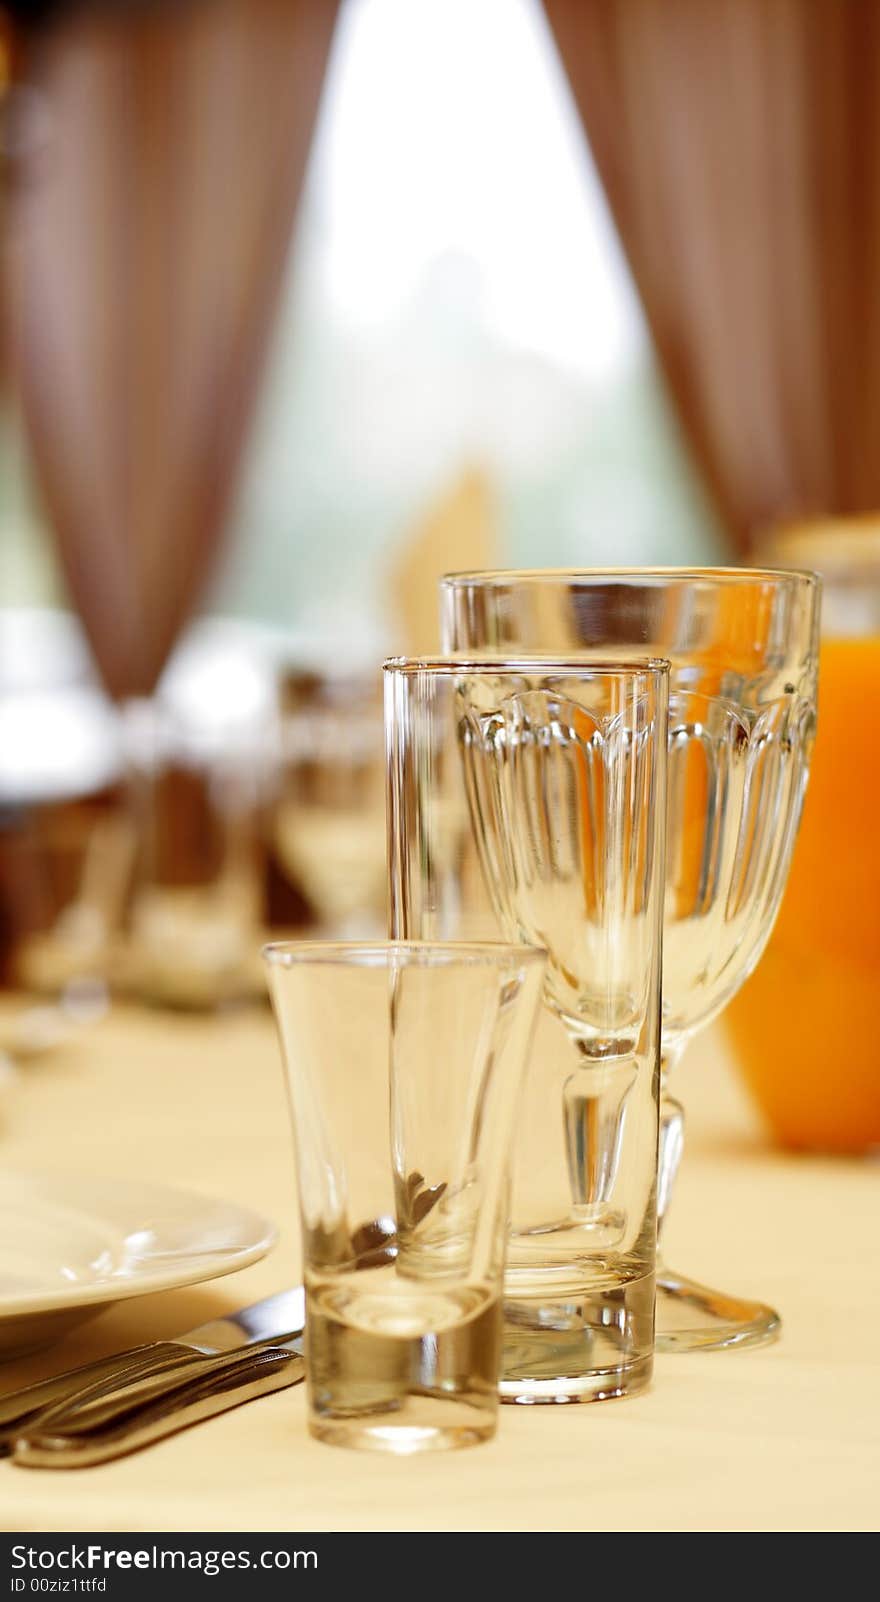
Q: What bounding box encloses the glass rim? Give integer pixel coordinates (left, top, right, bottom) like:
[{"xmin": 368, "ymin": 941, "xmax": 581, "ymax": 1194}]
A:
[
  {"xmin": 262, "ymin": 938, "xmax": 549, "ymax": 969},
  {"xmin": 439, "ymin": 565, "xmax": 820, "ymax": 588},
  {"xmin": 382, "ymin": 654, "xmax": 671, "ymax": 677}
]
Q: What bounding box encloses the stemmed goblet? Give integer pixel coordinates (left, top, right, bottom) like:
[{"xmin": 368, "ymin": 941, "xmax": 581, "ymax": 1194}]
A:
[{"xmin": 442, "ymin": 568, "xmax": 821, "ymax": 1351}]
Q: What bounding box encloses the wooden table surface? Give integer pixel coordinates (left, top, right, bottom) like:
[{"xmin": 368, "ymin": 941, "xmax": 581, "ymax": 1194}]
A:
[{"xmin": 0, "ymin": 998, "xmax": 876, "ymax": 1534}]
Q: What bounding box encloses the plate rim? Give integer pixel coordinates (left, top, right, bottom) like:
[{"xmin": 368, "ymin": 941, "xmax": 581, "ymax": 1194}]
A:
[{"xmin": 0, "ymin": 1170, "xmax": 278, "ymax": 1320}]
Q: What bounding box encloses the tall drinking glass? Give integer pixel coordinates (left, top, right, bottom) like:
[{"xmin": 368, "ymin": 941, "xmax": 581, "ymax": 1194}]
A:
[
  {"xmin": 264, "ymin": 940, "xmax": 545, "ymax": 1451},
  {"xmin": 386, "ymin": 658, "xmax": 668, "ymax": 1402},
  {"xmin": 273, "ymin": 672, "xmax": 386, "ymax": 936},
  {"xmin": 442, "ymin": 568, "xmax": 821, "ymax": 1350}
]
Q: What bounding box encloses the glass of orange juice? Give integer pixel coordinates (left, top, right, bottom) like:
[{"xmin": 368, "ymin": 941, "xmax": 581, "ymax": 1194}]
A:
[{"xmin": 727, "ymin": 523, "xmax": 880, "ymax": 1152}]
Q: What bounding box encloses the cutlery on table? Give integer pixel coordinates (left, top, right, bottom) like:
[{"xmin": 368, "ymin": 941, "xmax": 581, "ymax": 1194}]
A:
[
  {"xmin": 14, "ymin": 1340, "xmax": 304, "ymax": 1469},
  {"xmin": 3, "ymin": 1223, "xmax": 399, "ymax": 1466},
  {"xmin": 0, "ymin": 1287, "xmax": 305, "ymax": 1460}
]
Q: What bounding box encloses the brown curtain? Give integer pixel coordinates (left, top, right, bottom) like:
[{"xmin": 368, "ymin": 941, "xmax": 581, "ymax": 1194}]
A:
[
  {"xmin": 543, "ymin": 0, "xmax": 880, "ymax": 550},
  {"xmin": 4, "ymin": 0, "xmax": 339, "ymax": 697}
]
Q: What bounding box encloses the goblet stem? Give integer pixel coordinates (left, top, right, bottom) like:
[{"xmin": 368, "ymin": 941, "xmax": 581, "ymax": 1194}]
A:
[
  {"xmin": 657, "ymin": 1058, "xmax": 685, "ymax": 1239},
  {"xmin": 562, "ymin": 1048, "xmax": 637, "ymax": 1238}
]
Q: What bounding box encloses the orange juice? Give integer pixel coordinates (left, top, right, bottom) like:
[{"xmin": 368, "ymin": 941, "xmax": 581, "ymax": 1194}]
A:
[{"xmin": 727, "ymin": 632, "xmax": 880, "ymax": 1150}]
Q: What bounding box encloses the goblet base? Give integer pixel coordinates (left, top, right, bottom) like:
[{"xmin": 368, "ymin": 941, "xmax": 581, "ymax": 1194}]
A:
[
  {"xmin": 499, "ymin": 1345, "xmax": 652, "ymax": 1404},
  {"xmin": 500, "ymin": 1268, "xmax": 655, "ymax": 1402},
  {"xmin": 655, "ymin": 1264, "xmax": 781, "ymax": 1352}
]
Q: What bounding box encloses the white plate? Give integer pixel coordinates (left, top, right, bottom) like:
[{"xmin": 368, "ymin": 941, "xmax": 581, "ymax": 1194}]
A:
[{"xmin": 0, "ymin": 1173, "xmax": 276, "ymax": 1361}]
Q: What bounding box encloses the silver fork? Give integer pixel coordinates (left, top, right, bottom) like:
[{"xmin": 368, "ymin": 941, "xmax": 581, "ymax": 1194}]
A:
[{"xmin": 0, "ymin": 1287, "xmax": 305, "ymax": 1461}]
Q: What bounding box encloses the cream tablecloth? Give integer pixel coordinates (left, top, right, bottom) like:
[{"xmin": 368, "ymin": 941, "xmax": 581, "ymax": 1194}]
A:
[{"xmin": 0, "ymin": 999, "xmax": 876, "ymax": 1533}]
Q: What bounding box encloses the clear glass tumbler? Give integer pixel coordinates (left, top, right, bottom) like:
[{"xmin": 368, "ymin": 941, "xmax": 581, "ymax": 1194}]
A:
[
  {"xmin": 385, "ymin": 658, "xmax": 668, "ymax": 1402},
  {"xmin": 263, "ymin": 940, "xmax": 546, "ymax": 1451},
  {"xmin": 441, "ymin": 568, "xmax": 821, "ymax": 1351},
  {"xmin": 124, "ymin": 686, "xmax": 272, "ymax": 1010},
  {"xmin": 273, "ymin": 672, "xmax": 386, "ymax": 937}
]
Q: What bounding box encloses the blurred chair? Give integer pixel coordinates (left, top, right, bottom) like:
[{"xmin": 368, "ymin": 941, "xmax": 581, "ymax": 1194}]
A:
[{"xmin": 389, "ymin": 466, "xmax": 499, "ymax": 653}]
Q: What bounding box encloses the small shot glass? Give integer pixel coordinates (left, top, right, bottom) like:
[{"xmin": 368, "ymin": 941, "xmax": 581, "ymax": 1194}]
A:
[{"xmin": 263, "ymin": 939, "xmax": 546, "ymax": 1453}]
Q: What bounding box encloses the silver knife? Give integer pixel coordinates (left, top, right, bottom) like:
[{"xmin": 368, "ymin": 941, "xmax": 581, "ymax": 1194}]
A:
[{"xmin": 0, "ymin": 1287, "xmax": 305, "ymax": 1463}]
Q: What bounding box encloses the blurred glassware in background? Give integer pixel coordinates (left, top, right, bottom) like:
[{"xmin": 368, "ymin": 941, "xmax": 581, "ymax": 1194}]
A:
[
  {"xmin": 122, "ymin": 628, "xmax": 279, "ymax": 1011},
  {"xmin": 0, "ymin": 606, "xmax": 394, "ymax": 1017},
  {"xmin": 10, "ymin": 811, "xmax": 131, "ymax": 1053},
  {"xmin": 0, "ymin": 609, "xmax": 123, "ymax": 1058},
  {"xmin": 275, "ymin": 671, "xmax": 386, "ymax": 939},
  {"xmin": 727, "ymin": 522, "xmax": 880, "ymax": 1153}
]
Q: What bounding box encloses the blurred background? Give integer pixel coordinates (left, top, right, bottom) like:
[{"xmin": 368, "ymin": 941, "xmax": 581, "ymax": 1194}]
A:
[{"xmin": 0, "ymin": 0, "xmax": 878, "ymax": 1151}]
